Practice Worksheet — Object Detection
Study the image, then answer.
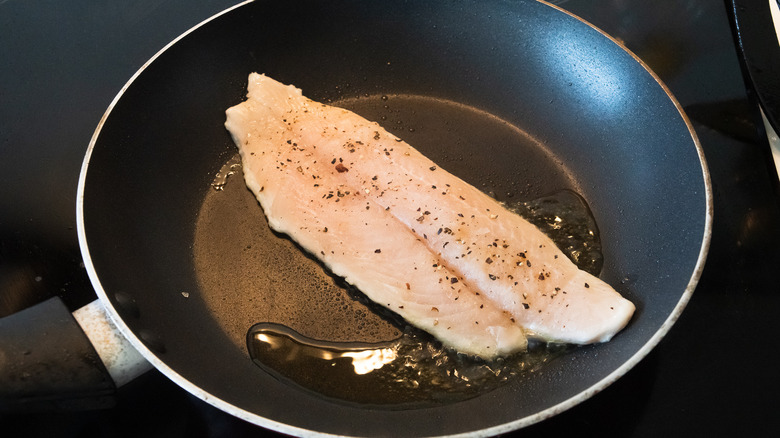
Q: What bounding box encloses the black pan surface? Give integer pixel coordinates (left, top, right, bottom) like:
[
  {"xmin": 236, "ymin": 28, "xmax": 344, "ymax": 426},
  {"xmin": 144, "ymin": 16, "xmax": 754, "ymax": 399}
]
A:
[{"xmin": 78, "ymin": 0, "xmax": 711, "ymax": 436}]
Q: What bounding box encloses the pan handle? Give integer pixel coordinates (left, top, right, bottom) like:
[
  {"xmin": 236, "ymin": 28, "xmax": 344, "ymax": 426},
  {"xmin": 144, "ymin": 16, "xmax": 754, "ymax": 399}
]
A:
[
  {"xmin": 71, "ymin": 299, "xmax": 152, "ymax": 387},
  {"xmin": 0, "ymin": 297, "xmax": 152, "ymax": 412}
]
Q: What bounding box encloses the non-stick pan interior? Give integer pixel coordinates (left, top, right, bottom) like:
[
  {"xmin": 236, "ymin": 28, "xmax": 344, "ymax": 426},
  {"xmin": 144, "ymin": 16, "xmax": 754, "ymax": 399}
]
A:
[{"xmin": 79, "ymin": 0, "xmax": 709, "ymax": 436}]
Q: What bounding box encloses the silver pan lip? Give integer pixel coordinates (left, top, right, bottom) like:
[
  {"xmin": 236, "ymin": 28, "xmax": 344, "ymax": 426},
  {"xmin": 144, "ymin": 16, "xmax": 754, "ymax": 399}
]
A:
[{"xmin": 76, "ymin": 0, "xmax": 713, "ymax": 436}]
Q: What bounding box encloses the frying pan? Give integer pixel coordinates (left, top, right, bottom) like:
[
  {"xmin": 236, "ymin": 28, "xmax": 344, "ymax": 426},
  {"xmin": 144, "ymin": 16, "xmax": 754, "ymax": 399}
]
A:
[{"xmin": 71, "ymin": 0, "xmax": 711, "ymax": 435}]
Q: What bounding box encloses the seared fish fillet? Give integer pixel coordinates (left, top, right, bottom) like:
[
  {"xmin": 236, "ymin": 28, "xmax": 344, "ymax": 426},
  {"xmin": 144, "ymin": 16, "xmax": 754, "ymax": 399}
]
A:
[{"xmin": 225, "ymin": 73, "xmax": 634, "ymax": 357}]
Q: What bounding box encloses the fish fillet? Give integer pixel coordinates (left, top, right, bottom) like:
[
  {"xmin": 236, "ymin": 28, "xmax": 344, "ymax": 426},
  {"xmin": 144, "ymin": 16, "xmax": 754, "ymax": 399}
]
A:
[{"xmin": 225, "ymin": 73, "xmax": 634, "ymax": 358}]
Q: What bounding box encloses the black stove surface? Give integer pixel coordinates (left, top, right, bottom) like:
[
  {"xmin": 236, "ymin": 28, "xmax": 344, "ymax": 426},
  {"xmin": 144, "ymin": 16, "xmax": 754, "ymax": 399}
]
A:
[{"xmin": 2, "ymin": 0, "xmax": 779, "ymax": 436}]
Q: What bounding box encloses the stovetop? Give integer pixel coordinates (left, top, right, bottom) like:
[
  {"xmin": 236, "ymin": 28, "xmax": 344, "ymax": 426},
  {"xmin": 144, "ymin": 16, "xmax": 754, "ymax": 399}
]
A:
[{"xmin": 2, "ymin": 0, "xmax": 779, "ymax": 436}]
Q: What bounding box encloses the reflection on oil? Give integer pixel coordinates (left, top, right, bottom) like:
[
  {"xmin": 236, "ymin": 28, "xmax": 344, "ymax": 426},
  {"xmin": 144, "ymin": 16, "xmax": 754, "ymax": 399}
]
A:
[
  {"xmin": 342, "ymin": 348, "xmax": 398, "ymax": 375},
  {"xmin": 250, "ymin": 323, "xmax": 397, "ymax": 376},
  {"xmin": 211, "ymin": 154, "xmax": 242, "ymax": 191},
  {"xmin": 247, "ymin": 322, "xmax": 570, "ymax": 408}
]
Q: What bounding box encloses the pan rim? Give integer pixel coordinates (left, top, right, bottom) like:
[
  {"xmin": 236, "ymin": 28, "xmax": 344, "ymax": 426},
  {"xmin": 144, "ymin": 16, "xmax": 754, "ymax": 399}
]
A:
[{"xmin": 75, "ymin": 0, "xmax": 713, "ymax": 436}]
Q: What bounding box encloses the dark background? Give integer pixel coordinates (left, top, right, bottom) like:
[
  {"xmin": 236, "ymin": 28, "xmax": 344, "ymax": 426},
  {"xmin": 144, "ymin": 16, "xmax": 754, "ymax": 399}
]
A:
[{"xmin": 2, "ymin": 0, "xmax": 779, "ymax": 436}]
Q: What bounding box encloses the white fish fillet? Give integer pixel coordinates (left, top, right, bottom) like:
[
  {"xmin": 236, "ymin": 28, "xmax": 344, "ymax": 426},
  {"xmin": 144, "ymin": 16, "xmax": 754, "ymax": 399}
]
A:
[{"xmin": 225, "ymin": 73, "xmax": 634, "ymax": 358}]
